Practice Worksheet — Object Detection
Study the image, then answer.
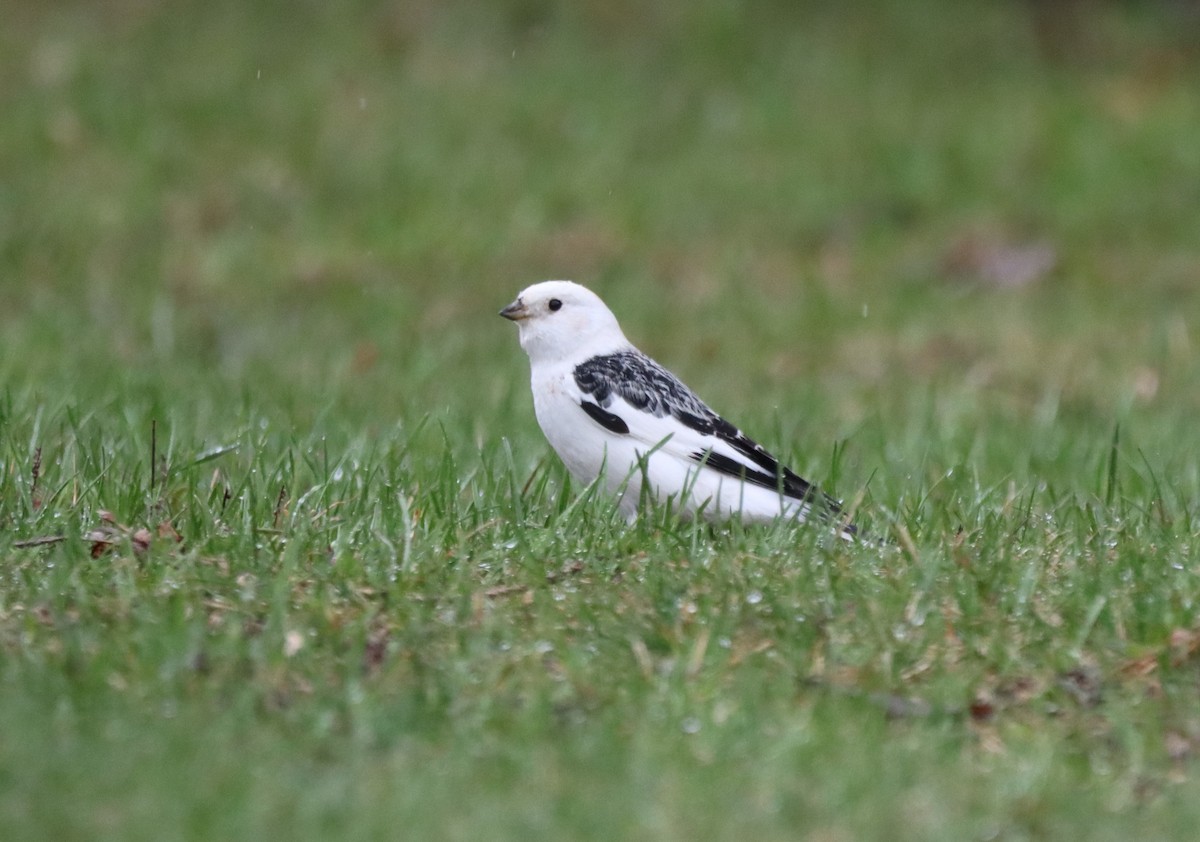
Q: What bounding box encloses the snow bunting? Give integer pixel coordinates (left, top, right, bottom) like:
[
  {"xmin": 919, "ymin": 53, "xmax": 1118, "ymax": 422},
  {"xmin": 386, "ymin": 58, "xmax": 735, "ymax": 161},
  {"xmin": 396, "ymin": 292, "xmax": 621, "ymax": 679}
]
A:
[{"xmin": 500, "ymin": 280, "xmax": 855, "ymax": 537}]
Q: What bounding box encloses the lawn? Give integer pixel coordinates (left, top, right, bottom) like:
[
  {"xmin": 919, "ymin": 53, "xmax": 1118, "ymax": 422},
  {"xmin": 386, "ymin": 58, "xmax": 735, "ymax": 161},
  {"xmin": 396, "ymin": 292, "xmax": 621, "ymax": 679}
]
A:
[{"xmin": 2, "ymin": 0, "xmax": 1200, "ymax": 838}]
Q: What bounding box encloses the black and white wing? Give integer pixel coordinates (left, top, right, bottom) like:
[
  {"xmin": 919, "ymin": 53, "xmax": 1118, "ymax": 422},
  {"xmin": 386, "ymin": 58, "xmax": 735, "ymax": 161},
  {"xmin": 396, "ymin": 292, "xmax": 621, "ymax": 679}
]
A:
[{"xmin": 572, "ymin": 350, "xmax": 849, "ymax": 527}]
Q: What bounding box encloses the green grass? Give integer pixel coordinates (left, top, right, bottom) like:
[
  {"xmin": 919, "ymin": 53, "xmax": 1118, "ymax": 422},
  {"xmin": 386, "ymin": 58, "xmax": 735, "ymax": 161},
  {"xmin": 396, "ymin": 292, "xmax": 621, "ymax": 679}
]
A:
[{"xmin": 3, "ymin": 0, "xmax": 1200, "ymax": 838}]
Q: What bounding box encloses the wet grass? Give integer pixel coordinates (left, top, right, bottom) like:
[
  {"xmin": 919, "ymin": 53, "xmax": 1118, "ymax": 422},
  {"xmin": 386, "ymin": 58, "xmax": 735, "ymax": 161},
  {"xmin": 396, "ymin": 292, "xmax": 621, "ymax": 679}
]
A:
[{"xmin": 2, "ymin": 0, "xmax": 1200, "ymax": 839}]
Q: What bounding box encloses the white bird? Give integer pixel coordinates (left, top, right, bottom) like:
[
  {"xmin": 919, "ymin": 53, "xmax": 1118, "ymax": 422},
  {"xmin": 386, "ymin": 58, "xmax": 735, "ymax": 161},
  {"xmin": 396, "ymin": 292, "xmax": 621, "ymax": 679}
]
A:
[{"xmin": 500, "ymin": 280, "xmax": 855, "ymax": 538}]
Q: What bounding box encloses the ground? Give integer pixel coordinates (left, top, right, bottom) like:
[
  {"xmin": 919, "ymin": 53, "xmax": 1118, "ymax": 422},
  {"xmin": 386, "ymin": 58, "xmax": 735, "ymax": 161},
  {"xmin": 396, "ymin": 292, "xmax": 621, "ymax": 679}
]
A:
[{"xmin": 2, "ymin": 1, "xmax": 1200, "ymax": 839}]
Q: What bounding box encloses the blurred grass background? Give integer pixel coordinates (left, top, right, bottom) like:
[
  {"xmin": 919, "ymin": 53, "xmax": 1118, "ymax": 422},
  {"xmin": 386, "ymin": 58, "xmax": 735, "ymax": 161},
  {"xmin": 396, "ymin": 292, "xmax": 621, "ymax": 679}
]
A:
[
  {"xmin": 2, "ymin": 0, "xmax": 1200, "ymax": 839},
  {"xmin": 5, "ymin": 0, "xmax": 1197, "ymax": 423}
]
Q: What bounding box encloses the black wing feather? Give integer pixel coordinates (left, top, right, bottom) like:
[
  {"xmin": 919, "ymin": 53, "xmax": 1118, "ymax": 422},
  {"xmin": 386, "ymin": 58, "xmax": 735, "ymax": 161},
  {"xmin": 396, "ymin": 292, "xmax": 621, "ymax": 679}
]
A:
[
  {"xmin": 574, "ymin": 350, "xmax": 845, "ymax": 518},
  {"xmin": 579, "ymin": 400, "xmax": 630, "ymax": 435}
]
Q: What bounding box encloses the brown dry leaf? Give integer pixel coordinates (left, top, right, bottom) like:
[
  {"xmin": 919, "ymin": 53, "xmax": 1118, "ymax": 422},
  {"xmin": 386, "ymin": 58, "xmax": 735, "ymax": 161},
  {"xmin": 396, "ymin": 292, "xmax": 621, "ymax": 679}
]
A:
[
  {"xmin": 808, "ymin": 641, "xmax": 827, "ymax": 679},
  {"xmin": 1059, "ymin": 666, "xmax": 1103, "ymax": 708},
  {"xmin": 272, "ymin": 485, "xmax": 289, "ymax": 530},
  {"xmin": 87, "ymin": 511, "xmax": 128, "ymax": 558},
  {"xmin": 943, "ymin": 232, "xmax": 1057, "ymax": 289},
  {"xmin": 969, "ymin": 690, "xmax": 996, "ymax": 722},
  {"xmin": 1120, "ymin": 652, "xmax": 1160, "ymax": 679},
  {"xmin": 88, "ymin": 534, "xmax": 118, "ymax": 558},
  {"xmin": 1132, "ymin": 367, "xmax": 1160, "ymax": 403},
  {"xmin": 951, "ymin": 528, "xmax": 972, "ymax": 568},
  {"xmin": 1169, "ymin": 627, "xmax": 1200, "ymax": 666},
  {"xmin": 191, "ymin": 650, "xmax": 211, "ymax": 675},
  {"xmin": 1165, "ymin": 731, "xmax": 1193, "ymax": 763},
  {"xmin": 283, "ymin": 629, "xmax": 305, "ymax": 657},
  {"xmin": 352, "ymin": 341, "xmax": 379, "ymax": 374},
  {"xmin": 894, "ymin": 523, "xmax": 919, "ymax": 563},
  {"xmin": 998, "ymin": 675, "xmax": 1043, "ymax": 706},
  {"xmin": 34, "ymin": 604, "xmax": 55, "ymax": 627},
  {"xmin": 878, "ymin": 694, "xmax": 933, "ymax": 720},
  {"xmin": 205, "ymin": 601, "xmax": 228, "ymax": 630},
  {"xmin": 729, "ymin": 638, "xmax": 773, "ymax": 667},
  {"xmin": 630, "ymin": 637, "xmax": 654, "ymax": 680},
  {"xmin": 469, "ymin": 591, "xmax": 486, "ymax": 626},
  {"xmin": 132, "ymin": 528, "xmax": 153, "ymax": 553},
  {"xmin": 364, "ymin": 624, "xmax": 389, "ymax": 675},
  {"xmin": 555, "ymin": 560, "xmax": 586, "ymax": 581},
  {"xmin": 686, "ymin": 628, "xmax": 710, "ymax": 678},
  {"xmin": 30, "ymin": 446, "xmax": 43, "ymax": 510},
  {"xmin": 83, "ymin": 512, "xmax": 186, "ymax": 558},
  {"xmin": 899, "ymin": 645, "xmax": 938, "ymax": 682},
  {"xmin": 827, "ymin": 665, "xmax": 863, "ymax": 689},
  {"xmin": 975, "ymin": 725, "xmax": 1007, "ymax": 756}
]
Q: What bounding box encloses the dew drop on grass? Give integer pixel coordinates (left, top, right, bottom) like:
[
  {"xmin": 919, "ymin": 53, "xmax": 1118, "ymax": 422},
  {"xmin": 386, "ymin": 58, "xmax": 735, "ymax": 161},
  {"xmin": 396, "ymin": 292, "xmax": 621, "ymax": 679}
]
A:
[
  {"xmin": 681, "ymin": 716, "xmax": 701, "ymax": 734},
  {"xmin": 746, "ymin": 590, "xmax": 763, "ymax": 605},
  {"xmin": 718, "ymin": 636, "xmax": 731, "ymax": 649}
]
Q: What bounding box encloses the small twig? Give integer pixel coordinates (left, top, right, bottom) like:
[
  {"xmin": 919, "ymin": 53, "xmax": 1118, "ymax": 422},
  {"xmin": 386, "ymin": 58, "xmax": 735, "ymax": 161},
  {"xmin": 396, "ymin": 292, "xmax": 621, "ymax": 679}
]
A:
[
  {"xmin": 150, "ymin": 419, "xmax": 157, "ymax": 494},
  {"xmin": 1105, "ymin": 423, "xmax": 1120, "ymax": 508},
  {"xmin": 14, "ymin": 535, "xmax": 67, "ymax": 549},
  {"xmin": 272, "ymin": 485, "xmax": 289, "ymax": 529},
  {"xmin": 30, "ymin": 446, "xmax": 42, "ymax": 509},
  {"xmin": 520, "ymin": 458, "xmax": 546, "ymax": 498},
  {"xmin": 895, "ymin": 522, "xmax": 919, "ymax": 562},
  {"xmin": 483, "ymin": 584, "xmax": 529, "ymax": 599}
]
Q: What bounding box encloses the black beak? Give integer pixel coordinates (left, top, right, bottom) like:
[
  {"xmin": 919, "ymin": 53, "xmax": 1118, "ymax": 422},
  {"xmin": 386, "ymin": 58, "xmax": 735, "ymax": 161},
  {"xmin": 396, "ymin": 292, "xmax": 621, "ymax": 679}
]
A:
[{"xmin": 499, "ymin": 298, "xmax": 527, "ymax": 321}]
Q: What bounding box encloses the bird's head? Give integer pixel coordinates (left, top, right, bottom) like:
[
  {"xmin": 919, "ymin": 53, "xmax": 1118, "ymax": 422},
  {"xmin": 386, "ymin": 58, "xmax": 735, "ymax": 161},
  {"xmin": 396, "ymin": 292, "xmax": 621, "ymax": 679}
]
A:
[{"xmin": 500, "ymin": 280, "xmax": 628, "ymax": 365}]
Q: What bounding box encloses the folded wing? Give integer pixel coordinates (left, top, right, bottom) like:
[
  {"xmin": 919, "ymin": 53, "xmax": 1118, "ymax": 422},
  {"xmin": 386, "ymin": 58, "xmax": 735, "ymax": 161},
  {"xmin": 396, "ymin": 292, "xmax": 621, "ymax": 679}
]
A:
[{"xmin": 572, "ymin": 350, "xmax": 847, "ymax": 524}]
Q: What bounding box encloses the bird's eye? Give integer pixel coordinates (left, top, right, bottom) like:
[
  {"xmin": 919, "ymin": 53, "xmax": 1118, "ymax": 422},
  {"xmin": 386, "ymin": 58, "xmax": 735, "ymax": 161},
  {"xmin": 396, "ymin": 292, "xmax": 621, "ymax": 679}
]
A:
[{"xmin": 548, "ymin": 298, "xmax": 563, "ymax": 312}]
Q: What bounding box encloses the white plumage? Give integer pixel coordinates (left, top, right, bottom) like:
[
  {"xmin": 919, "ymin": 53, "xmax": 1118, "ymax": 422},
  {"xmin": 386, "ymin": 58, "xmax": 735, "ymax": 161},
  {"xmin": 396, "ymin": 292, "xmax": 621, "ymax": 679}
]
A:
[{"xmin": 500, "ymin": 280, "xmax": 854, "ymax": 537}]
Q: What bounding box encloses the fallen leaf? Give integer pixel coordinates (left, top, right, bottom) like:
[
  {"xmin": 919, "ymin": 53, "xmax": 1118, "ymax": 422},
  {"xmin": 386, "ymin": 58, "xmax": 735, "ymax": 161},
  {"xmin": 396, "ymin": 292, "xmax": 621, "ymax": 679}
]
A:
[
  {"xmin": 1165, "ymin": 730, "xmax": 1192, "ymax": 763},
  {"xmin": 969, "ymin": 690, "xmax": 996, "ymax": 722},
  {"xmin": 132, "ymin": 528, "xmax": 153, "ymax": 553},
  {"xmin": 943, "ymin": 232, "xmax": 1057, "ymax": 289},
  {"xmin": 1119, "ymin": 652, "xmax": 1159, "ymax": 679},
  {"xmin": 1059, "ymin": 666, "xmax": 1103, "ymax": 708},
  {"xmin": 363, "ymin": 625, "xmax": 389, "ymax": 675},
  {"xmin": 1169, "ymin": 627, "xmax": 1200, "ymax": 666},
  {"xmin": 283, "ymin": 629, "xmax": 305, "ymax": 657}
]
